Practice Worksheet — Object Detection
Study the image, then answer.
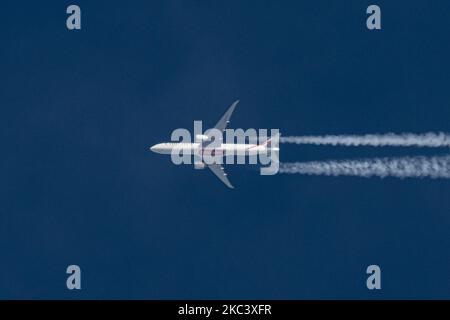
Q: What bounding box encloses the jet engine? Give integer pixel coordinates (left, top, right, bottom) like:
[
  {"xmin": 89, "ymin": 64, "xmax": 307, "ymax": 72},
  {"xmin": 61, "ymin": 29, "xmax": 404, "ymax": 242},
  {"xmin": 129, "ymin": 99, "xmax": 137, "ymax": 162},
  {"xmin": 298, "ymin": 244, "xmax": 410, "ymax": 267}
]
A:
[{"xmin": 195, "ymin": 134, "xmax": 210, "ymax": 143}]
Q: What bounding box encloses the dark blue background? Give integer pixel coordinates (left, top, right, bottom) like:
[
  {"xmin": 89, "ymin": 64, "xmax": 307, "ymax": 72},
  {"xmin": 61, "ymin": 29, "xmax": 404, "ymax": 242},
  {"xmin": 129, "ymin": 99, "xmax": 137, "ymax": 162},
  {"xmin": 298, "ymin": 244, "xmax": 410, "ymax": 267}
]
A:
[{"xmin": 1, "ymin": 1, "xmax": 449, "ymax": 299}]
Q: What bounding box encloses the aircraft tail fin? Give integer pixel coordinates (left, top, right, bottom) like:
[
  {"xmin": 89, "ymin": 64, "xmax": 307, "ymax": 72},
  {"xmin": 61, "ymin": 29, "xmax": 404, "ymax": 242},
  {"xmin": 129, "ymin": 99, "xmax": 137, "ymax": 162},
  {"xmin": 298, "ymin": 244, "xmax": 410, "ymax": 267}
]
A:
[{"xmin": 261, "ymin": 133, "xmax": 280, "ymax": 149}]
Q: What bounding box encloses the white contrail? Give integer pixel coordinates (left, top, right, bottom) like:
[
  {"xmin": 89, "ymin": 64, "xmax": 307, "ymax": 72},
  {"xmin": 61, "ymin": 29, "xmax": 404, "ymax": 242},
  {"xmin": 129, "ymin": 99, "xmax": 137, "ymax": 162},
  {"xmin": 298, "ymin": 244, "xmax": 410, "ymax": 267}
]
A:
[
  {"xmin": 280, "ymin": 132, "xmax": 450, "ymax": 147},
  {"xmin": 280, "ymin": 155, "xmax": 450, "ymax": 179}
]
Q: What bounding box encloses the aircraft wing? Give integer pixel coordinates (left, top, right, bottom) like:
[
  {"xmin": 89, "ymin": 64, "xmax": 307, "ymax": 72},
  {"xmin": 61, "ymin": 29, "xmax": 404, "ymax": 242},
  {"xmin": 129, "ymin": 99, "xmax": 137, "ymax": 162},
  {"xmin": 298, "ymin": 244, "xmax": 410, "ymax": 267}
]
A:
[
  {"xmin": 213, "ymin": 100, "xmax": 239, "ymax": 133},
  {"xmin": 208, "ymin": 164, "xmax": 234, "ymax": 189}
]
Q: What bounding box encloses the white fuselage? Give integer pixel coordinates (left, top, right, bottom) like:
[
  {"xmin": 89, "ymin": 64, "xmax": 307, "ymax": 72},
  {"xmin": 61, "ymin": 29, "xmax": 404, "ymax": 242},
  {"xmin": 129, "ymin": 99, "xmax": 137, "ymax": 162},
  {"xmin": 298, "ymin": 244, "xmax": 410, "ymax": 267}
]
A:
[{"xmin": 150, "ymin": 142, "xmax": 271, "ymax": 157}]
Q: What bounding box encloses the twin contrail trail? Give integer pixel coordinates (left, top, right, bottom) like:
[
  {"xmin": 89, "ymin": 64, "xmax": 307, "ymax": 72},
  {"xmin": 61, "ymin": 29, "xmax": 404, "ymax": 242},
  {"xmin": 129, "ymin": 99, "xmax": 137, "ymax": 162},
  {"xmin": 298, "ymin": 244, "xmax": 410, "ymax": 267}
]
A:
[
  {"xmin": 280, "ymin": 155, "xmax": 450, "ymax": 179},
  {"xmin": 280, "ymin": 132, "xmax": 450, "ymax": 148}
]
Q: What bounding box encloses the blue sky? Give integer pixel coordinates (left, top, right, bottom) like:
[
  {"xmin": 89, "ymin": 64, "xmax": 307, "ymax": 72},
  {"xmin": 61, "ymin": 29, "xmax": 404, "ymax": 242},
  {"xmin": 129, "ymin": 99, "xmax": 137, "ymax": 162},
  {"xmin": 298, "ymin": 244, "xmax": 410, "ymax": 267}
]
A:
[{"xmin": 1, "ymin": 1, "xmax": 449, "ymax": 299}]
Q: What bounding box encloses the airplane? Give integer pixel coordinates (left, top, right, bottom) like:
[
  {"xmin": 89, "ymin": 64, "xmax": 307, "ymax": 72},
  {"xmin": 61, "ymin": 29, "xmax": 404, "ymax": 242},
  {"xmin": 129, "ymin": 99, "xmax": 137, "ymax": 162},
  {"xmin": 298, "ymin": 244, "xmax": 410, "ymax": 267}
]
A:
[{"xmin": 150, "ymin": 100, "xmax": 279, "ymax": 189}]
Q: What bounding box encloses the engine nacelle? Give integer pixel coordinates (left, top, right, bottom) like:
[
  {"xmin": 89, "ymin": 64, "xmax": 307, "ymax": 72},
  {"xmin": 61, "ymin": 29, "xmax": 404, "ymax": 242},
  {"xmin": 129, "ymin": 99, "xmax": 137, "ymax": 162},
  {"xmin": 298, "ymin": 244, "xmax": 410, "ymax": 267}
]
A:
[
  {"xmin": 195, "ymin": 134, "xmax": 210, "ymax": 143},
  {"xmin": 194, "ymin": 161, "xmax": 206, "ymax": 169}
]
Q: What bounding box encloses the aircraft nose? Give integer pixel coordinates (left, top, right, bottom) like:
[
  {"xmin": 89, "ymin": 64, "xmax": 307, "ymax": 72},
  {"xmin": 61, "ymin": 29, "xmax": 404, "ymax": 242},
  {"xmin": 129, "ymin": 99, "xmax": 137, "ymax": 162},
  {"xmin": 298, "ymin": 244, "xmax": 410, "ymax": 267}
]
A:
[{"xmin": 150, "ymin": 144, "xmax": 162, "ymax": 153}]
